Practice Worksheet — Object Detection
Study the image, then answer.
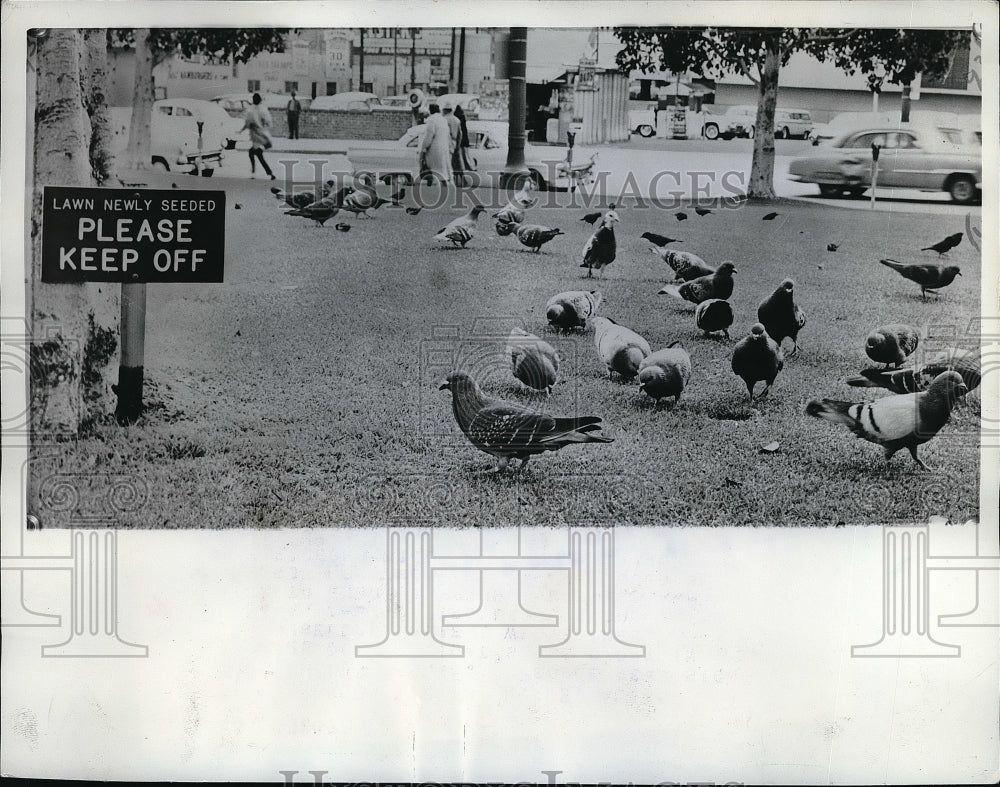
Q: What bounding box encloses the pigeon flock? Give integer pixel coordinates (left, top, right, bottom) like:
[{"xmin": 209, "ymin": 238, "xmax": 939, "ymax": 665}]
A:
[{"xmin": 267, "ymin": 173, "xmax": 978, "ymax": 476}]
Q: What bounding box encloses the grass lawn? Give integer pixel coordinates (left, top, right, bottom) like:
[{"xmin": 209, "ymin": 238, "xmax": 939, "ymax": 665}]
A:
[{"xmin": 29, "ymin": 180, "xmax": 983, "ymax": 528}]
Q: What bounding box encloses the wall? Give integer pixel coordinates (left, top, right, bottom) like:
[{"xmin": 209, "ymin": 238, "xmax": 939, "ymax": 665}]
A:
[{"xmin": 266, "ymin": 107, "xmax": 418, "ymax": 140}]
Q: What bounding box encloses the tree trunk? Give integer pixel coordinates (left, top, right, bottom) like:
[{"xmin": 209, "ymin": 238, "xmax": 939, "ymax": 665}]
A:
[
  {"xmin": 502, "ymin": 27, "xmax": 528, "ymax": 183},
  {"xmin": 747, "ymin": 38, "xmax": 780, "ymax": 199},
  {"xmin": 900, "ymin": 81, "xmax": 911, "ymax": 123},
  {"xmin": 30, "ymin": 28, "xmax": 120, "ymax": 436},
  {"xmin": 123, "ymin": 28, "xmax": 154, "ymax": 170}
]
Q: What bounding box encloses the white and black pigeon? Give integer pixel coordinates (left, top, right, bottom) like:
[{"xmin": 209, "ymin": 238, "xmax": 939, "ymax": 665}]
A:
[
  {"xmin": 847, "ymin": 348, "xmax": 981, "ymax": 394},
  {"xmin": 865, "ymin": 324, "xmax": 920, "ymax": 367},
  {"xmin": 439, "ymin": 371, "xmax": 612, "ymax": 473},
  {"xmin": 545, "ymin": 290, "xmax": 603, "ymax": 332},
  {"xmin": 658, "ymin": 262, "xmax": 737, "ymax": 305},
  {"xmin": 511, "ymin": 224, "xmax": 564, "ymax": 253},
  {"xmin": 757, "ymin": 278, "xmax": 807, "ymax": 356},
  {"xmin": 638, "ymin": 342, "xmax": 692, "ymax": 405},
  {"xmin": 434, "ymin": 205, "xmax": 487, "ymax": 247},
  {"xmin": 580, "ymin": 209, "xmax": 620, "ymax": 278},
  {"xmin": 806, "ymin": 370, "xmax": 968, "ymax": 470},
  {"xmin": 731, "ymin": 323, "xmax": 784, "ymax": 400},
  {"xmin": 591, "ymin": 316, "xmax": 651, "ymax": 380},
  {"xmin": 695, "ymin": 299, "xmax": 734, "ymax": 339},
  {"xmin": 649, "ymin": 247, "xmax": 715, "ymax": 282},
  {"xmin": 506, "ymin": 327, "xmax": 560, "ymax": 394}
]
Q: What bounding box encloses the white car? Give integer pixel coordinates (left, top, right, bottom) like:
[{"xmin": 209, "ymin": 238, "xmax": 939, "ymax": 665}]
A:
[
  {"xmin": 628, "ymin": 104, "xmax": 658, "ymax": 137},
  {"xmin": 346, "ymin": 120, "xmax": 598, "ymax": 190},
  {"xmin": 109, "ymin": 98, "xmax": 243, "ymax": 174},
  {"xmin": 309, "ymin": 92, "xmax": 382, "ymax": 111},
  {"xmin": 809, "ymin": 111, "xmax": 898, "ymax": 145}
]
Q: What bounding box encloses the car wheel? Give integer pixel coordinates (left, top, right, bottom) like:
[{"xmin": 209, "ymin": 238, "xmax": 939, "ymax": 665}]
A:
[
  {"xmin": 637, "ymin": 124, "xmax": 655, "ymax": 138},
  {"xmin": 818, "ymin": 184, "xmax": 842, "ymax": 197},
  {"xmin": 947, "ymin": 175, "xmax": 977, "ymax": 204},
  {"xmin": 151, "ymin": 158, "xmax": 169, "ymax": 172},
  {"xmin": 704, "ymin": 124, "xmax": 719, "ymax": 140},
  {"xmin": 747, "ymin": 126, "xmax": 755, "ymax": 139},
  {"xmin": 845, "ymin": 186, "xmax": 866, "ymax": 198},
  {"xmin": 200, "ymin": 168, "xmax": 214, "ymax": 178},
  {"xmin": 777, "ymin": 127, "xmax": 789, "ymax": 139}
]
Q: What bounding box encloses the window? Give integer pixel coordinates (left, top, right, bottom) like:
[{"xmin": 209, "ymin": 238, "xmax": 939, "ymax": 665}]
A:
[
  {"xmin": 361, "ymin": 82, "xmax": 373, "ymax": 93},
  {"xmin": 174, "ymin": 107, "xmax": 193, "ymax": 117},
  {"xmin": 326, "ymin": 82, "xmax": 337, "ymax": 95},
  {"xmin": 157, "ymin": 105, "xmax": 173, "ymax": 115},
  {"xmin": 285, "ymin": 81, "xmax": 298, "ymax": 93},
  {"xmin": 247, "ymin": 80, "xmax": 261, "ymax": 92}
]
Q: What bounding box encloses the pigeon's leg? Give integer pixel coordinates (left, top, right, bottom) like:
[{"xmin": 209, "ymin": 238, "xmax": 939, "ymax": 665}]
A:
[
  {"xmin": 517, "ymin": 457, "xmax": 532, "ymax": 474},
  {"xmin": 747, "ymin": 381, "xmax": 756, "ymax": 401},
  {"xmin": 786, "ymin": 339, "xmax": 798, "ymax": 358},
  {"xmin": 906, "ymin": 445, "xmax": 931, "ymax": 471},
  {"xmin": 758, "ymin": 383, "xmax": 772, "ymax": 400}
]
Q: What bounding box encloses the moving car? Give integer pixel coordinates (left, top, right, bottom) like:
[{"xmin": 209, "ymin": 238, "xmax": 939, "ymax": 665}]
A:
[
  {"xmin": 309, "ymin": 92, "xmax": 382, "ymax": 111},
  {"xmin": 109, "ymin": 98, "xmax": 243, "ymax": 175},
  {"xmin": 808, "ymin": 111, "xmax": 897, "ymax": 145},
  {"xmin": 346, "ymin": 120, "xmax": 597, "ymax": 190},
  {"xmin": 788, "ymin": 123, "xmax": 982, "ymax": 204}
]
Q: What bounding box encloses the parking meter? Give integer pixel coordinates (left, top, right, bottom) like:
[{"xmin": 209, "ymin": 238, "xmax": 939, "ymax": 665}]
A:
[{"xmin": 870, "ymin": 143, "xmax": 881, "ymax": 208}]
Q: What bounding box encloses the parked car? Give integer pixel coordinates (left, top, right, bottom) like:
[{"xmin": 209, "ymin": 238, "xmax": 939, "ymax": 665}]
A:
[
  {"xmin": 628, "ymin": 104, "xmax": 658, "ymax": 137},
  {"xmin": 788, "ymin": 123, "xmax": 982, "ymax": 204},
  {"xmin": 773, "ymin": 109, "xmax": 813, "ymax": 139},
  {"xmin": 309, "ymin": 92, "xmax": 382, "ymax": 111},
  {"xmin": 346, "ymin": 120, "xmax": 597, "ymax": 190},
  {"xmin": 716, "ymin": 105, "xmax": 757, "ymax": 139},
  {"xmin": 109, "ymin": 98, "xmax": 243, "ymax": 174},
  {"xmin": 434, "ymin": 93, "xmax": 481, "ymax": 113},
  {"xmin": 210, "ymin": 92, "xmax": 310, "ymax": 117}
]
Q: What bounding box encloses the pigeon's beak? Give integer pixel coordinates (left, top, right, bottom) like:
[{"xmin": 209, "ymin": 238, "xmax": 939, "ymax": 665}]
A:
[
  {"xmin": 957, "ymin": 271, "xmax": 963, "ymax": 276},
  {"xmin": 957, "ymin": 383, "xmax": 969, "ymax": 397},
  {"xmin": 438, "ymin": 379, "xmax": 451, "ymax": 391}
]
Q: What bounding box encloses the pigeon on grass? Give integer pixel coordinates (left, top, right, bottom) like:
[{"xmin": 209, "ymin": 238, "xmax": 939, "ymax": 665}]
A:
[
  {"xmin": 507, "ymin": 328, "xmax": 559, "ymax": 394},
  {"xmin": 658, "ymin": 262, "xmax": 737, "ymax": 305},
  {"xmin": 580, "ymin": 210, "xmax": 619, "ymax": 278},
  {"xmin": 695, "ymin": 299, "xmax": 734, "ymax": 339},
  {"xmin": 546, "ymin": 290, "xmax": 602, "ymax": 332},
  {"xmin": 806, "ymin": 370, "xmax": 968, "ymax": 471},
  {"xmin": 847, "ymin": 349, "xmax": 981, "ymax": 394},
  {"xmin": 731, "ymin": 323, "xmax": 784, "ymax": 400},
  {"xmin": 638, "ymin": 342, "xmax": 692, "ymax": 405},
  {"xmin": 434, "ymin": 206, "xmax": 487, "ymax": 247},
  {"xmin": 865, "ymin": 324, "xmax": 919, "ymax": 367},
  {"xmin": 921, "ymin": 232, "xmax": 962, "ymax": 256},
  {"xmin": 640, "ymin": 232, "xmax": 681, "ymax": 247},
  {"xmin": 757, "ymin": 278, "xmax": 806, "ymax": 356},
  {"xmin": 511, "ymin": 224, "xmax": 565, "ymax": 253},
  {"xmin": 650, "ymin": 247, "xmax": 714, "ymax": 282},
  {"xmin": 592, "ymin": 316, "xmax": 651, "ymax": 380},
  {"xmin": 879, "ymin": 258, "xmax": 961, "ymax": 299},
  {"xmin": 439, "ymin": 372, "xmax": 612, "ymax": 473}
]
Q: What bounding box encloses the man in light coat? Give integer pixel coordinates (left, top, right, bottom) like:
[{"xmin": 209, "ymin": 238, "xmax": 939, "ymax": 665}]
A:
[
  {"xmin": 419, "ymin": 103, "xmax": 452, "ymax": 183},
  {"xmin": 442, "ymin": 100, "xmax": 462, "ymax": 156}
]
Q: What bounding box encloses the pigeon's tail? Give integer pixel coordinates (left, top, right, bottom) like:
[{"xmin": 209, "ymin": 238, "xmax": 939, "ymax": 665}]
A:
[
  {"xmin": 544, "ymin": 417, "xmax": 613, "ymax": 445},
  {"xmin": 657, "ymin": 284, "xmax": 684, "ymax": 300},
  {"xmin": 612, "ymin": 346, "xmax": 647, "ymax": 379},
  {"xmin": 270, "ymin": 186, "xmax": 281, "ymax": 195},
  {"xmin": 846, "ymin": 370, "xmax": 887, "ymax": 389},
  {"xmin": 879, "ymin": 258, "xmax": 905, "ymax": 272},
  {"xmin": 805, "ymin": 399, "xmax": 857, "ymax": 427},
  {"xmin": 920, "ymin": 245, "xmax": 934, "ymax": 251}
]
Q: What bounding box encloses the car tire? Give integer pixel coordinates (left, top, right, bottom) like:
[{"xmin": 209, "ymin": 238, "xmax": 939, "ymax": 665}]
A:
[
  {"xmin": 777, "ymin": 127, "xmax": 789, "ymax": 139},
  {"xmin": 704, "ymin": 124, "xmax": 719, "ymax": 140},
  {"xmin": 947, "ymin": 175, "xmax": 977, "ymax": 205},
  {"xmin": 747, "ymin": 126, "xmax": 755, "ymax": 139},
  {"xmin": 818, "ymin": 184, "xmax": 842, "ymax": 197},
  {"xmin": 637, "ymin": 124, "xmax": 655, "ymax": 138}
]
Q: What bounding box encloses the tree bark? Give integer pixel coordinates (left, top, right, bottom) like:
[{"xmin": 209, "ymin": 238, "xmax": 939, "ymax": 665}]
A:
[
  {"xmin": 900, "ymin": 81, "xmax": 911, "ymax": 123},
  {"xmin": 30, "ymin": 28, "xmax": 120, "ymax": 436},
  {"xmin": 123, "ymin": 28, "xmax": 154, "ymax": 170},
  {"xmin": 747, "ymin": 38, "xmax": 780, "ymax": 199}
]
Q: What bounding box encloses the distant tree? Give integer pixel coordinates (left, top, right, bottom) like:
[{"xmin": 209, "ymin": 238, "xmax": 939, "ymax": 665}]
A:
[
  {"xmin": 810, "ymin": 29, "xmax": 968, "ymax": 122},
  {"xmin": 613, "ymin": 27, "xmax": 848, "ymax": 199},
  {"xmin": 109, "ymin": 28, "xmax": 291, "ymax": 170}
]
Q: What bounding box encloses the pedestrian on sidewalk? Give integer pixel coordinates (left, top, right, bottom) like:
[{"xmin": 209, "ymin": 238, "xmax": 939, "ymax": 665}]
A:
[
  {"xmin": 286, "ymin": 91, "xmax": 302, "ymax": 140},
  {"xmin": 418, "ymin": 102, "xmax": 452, "ymax": 184},
  {"xmin": 241, "ymin": 92, "xmax": 276, "ymax": 180},
  {"xmin": 451, "ymin": 103, "xmax": 474, "ymax": 186}
]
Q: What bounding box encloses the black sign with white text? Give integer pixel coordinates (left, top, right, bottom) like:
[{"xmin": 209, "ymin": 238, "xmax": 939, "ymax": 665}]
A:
[{"xmin": 41, "ymin": 187, "xmax": 225, "ymax": 283}]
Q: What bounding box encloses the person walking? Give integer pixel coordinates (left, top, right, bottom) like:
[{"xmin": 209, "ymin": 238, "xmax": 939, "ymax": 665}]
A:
[
  {"xmin": 451, "ymin": 104, "xmax": 474, "ymax": 186},
  {"xmin": 418, "ymin": 103, "xmax": 452, "ymax": 183},
  {"xmin": 241, "ymin": 93, "xmax": 275, "ymax": 180},
  {"xmin": 286, "ymin": 91, "xmax": 302, "ymax": 140}
]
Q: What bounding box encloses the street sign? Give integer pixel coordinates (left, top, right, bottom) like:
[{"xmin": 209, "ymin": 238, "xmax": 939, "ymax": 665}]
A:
[{"xmin": 41, "ymin": 187, "xmax": 225, "ymax": 283}]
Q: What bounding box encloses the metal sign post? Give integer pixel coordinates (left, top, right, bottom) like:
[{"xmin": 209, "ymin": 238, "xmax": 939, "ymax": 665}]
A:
[{"xmin": 870, "ymin": 142, "xmax": 881, "ymax": 208}]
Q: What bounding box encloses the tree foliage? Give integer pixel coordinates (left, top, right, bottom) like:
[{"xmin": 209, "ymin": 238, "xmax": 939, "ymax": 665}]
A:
[{"xmin": 109, "ymin": 28, "xmax": 291, "ymax": 66}]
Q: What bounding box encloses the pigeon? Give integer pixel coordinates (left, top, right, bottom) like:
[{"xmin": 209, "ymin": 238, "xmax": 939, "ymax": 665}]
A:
[
  {"xmin": 495, "ymin": 219, "xmax": 518, "ymax": 237},
  {"xmin": 406, "ymin": 206, "xmax": 422, "ymax": 216},
  {"xmin": 865, "ymin": 324, "xmax": 919, "ymax": 367},
  {"xmin": 658, "ymin": 262, "xmax": 737, "ymax": 305},
  {"xmin": 694, "ymin": 207, "xmax": 713, "ymax": 216},
  {"xmin": 510, "ymin": 178, "xmax": 539, "ymax": 210},
  {"xmin": 638, "ymin": 342, "xmax": 691, "ymax": 405},
  {"xmin": 341, "ymin": 188, "xmax": 390, "ymax": 219},
  {"xmin": 335, "ymin": 222, "xmax": 351, "ymax": 232},
  {"xmin": 439, "ymin": 371, "xmax": 612, "ymax": 473},
  {"xmin": 921, "ymin": 232, "xmax": 962, "ymax": 256},
  {"xmin": 234, "ymin": 203, "xmax": 242, "ymax": 210},
  {"xmin": 580, "ymin": 210, "xmax": 619, "ymax": 278},
  {"xmin": 284, "ymin": 188, "xmax": 351, "ymax": 227},
  {"xmin": 762, "ymin": 212, "xmax": 779, "ymax": 221},
  {"xmin": 640, "ymin": 232, "xmax": 681, "ymax": 247},
  {"xmin": 757, "ymin": 278, "xmax": 807, "ymax": 356},
  {"xmin": 731, "ymin": 323, "xmax": 784, "ymax": 400},
  {"xmin": 591, "ymin": 316, "xmax": 651, "ymax": 380},
  {"xmin": 512, "ymin": 224, "xmax": 564, "ymax": 253},
  {"xmin": 675, "ymin": 211, "xmax": 688, "ymax": 221},
  {"xmin": 545, "ymin": 290, "xmax": 602, "ymax": 332},
  {"xmin": 506, "ymin": 328, "xmax": 559, "ymax": 393},
  {"xmin": 581, "ymin": 211, "xmax": 603, "ymax": 225},
  {"xmin": 827, "ymin": 243, "xmax": 839, "ymax": 252},
  {"xmin": 494, "ymin": 204, "xmax": 525, "ymax": 227},
  {"xmin": 806, "ymin": 370, "xmax": 968, "ymax": 470},
  {"xmin": 846, "ymin": 349, "xmax": 981, "ymax": 394},
  {"xmin": 695, "ymin": 299, "xmax": 734, "ymax": 339},
  {"xmin": 879, "ymin": 258, "xmax": 962, "ymax": 299},
  {"xmin": 434, "ymin": 206, "xmax": 487, "ymax": 247},
  {"xmin": 649, "ymin": 247, "xmax": 714, "ymax": 282},
  {"xmin": 272, "ymin": 180, "xmax": 337, "ymax": 209}
]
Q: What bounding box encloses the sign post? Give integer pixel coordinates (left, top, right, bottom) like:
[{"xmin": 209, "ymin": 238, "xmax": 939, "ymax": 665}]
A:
[
  {"xmin": 870, "ymin": 142, "xmax": 881, "ymax": 209},
  {"xmin": 41, "ymin": 186, "xmax": 226, "ymax": 423}
]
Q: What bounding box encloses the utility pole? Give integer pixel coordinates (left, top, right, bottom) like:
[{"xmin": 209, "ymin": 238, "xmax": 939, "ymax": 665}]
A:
[
  {"xmin": 393, "ymin": 28, "xmax": 398, "ymax": 94},
  {"xmin": 458, "ymin": 28, "xmax": 466, "ymax": 92},
  {"xmin": 359, "ymin": 28, "xmax": 365, "ymax": 92},
  {"xmin": 410, "ymin": 28, "xmax": 417, "ymax": 90},
  {"xmin": 449, "ymin": 28, "xmax": 456, "ymax": 90},
  {"xmin": 501, "ymin": 27, "xmax": 528, "ymax": 187}
]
